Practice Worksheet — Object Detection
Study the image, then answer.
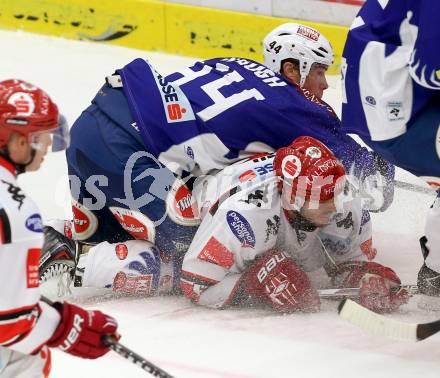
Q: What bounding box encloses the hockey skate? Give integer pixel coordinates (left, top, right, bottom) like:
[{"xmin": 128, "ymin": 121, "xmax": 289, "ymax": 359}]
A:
[
  {"xmin": 39, "ymin": 225, "xmax": 77, "ymax": 297},
  {"xmin": 417, "ymin": 236, "xmax": 440, "ymax": 310}
]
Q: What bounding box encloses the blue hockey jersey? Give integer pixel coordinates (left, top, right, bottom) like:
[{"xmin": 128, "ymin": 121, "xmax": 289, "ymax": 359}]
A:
[
  {"xmin": 118, "ymin": 57, "xmax": 382, "ymax": 180},
  {"xmin": 341, "ymin": 0, "xmax": 440, "ymax": 141}
]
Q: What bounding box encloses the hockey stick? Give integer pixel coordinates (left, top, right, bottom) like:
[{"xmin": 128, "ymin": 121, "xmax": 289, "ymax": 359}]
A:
[
  {"xmin": 394, "ymin": 179, "xmax": 437, "ymax": 196},
  {"xmin": 41, "ymin": 297, "xmax": 174, "ymax": 377},
  {"xmin": 318, "ymin": 284, "xmax": 419, "ymax": 299},
  {"xmin": 338, "ymin": 298, "xmax": 440, "ymax": 341},
  {"xmin": 102, "ymin": 335, "xmax": 175, "ymax": 378}
]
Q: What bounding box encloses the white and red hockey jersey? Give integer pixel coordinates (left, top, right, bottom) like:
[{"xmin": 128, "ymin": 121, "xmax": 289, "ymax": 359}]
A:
[
  {"xmin": 0, "ymin": 157, "xmax": 60, "ymax": 355},
  {"xmin": 180, "ymin": 153, "xmax": 376, "ymax": 308}
]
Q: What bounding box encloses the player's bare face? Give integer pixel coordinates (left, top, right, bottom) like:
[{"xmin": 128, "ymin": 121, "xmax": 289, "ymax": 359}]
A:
[
  {"xmin": 304, "ymin": 64, "xmax": 329, "ymax": 99},
  {"xmin": 300, "ymin": 199, "xmax": 336, "ymax": 227},
  {"xmin": 7, "ymin": 134, "xmax": 33, "ymax": 165}
]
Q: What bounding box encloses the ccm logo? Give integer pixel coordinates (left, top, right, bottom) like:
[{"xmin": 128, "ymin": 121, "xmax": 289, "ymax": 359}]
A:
[{"xmin": 257, "ymin": 251, "xmax": 286, "ymax": 283}]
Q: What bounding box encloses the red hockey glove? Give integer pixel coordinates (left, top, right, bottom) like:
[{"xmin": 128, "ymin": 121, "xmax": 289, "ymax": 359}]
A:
[
  {"xmin": 47, "ymin": 302, "xmax": 118, "ymax": 359},
  {"xmin": 334, "ymin": 261, "xmax": 409, "ymax": 313},
  {"xmin": 240, "ymin": 250, "xmax": 320, "ymax": 313}
]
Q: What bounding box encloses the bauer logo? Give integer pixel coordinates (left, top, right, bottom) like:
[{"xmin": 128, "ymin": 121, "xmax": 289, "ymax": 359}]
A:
[
  {"xmin": 25, "ymin": 214, "xmax": 43, "ymax": 233},
  {"xmin": 226, "ymin": 211, "xmax": 255, "ymax": 248}
]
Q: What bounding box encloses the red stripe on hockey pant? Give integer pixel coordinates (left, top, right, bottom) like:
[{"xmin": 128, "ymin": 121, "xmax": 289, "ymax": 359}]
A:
[
  {"xmin": 0, "ymin": 317, "xmax": 36, "ymax": 344},
  {"xmin": 40, "ymin": 346, "xmax": 52, "ymax": 378},
  {"xmin": 180, "ymin": 270, "xmax": 220, "ymax": 285},
  {"xmin": 0, "ymin": 304, "xmax": 35, "ymax": 318},
  {"xmin": 180, "ymin": 280, "xmax": 202, "ymax": 302}
]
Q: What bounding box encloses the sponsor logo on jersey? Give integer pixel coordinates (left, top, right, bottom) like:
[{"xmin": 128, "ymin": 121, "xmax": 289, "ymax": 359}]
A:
[
  {"xmin": 27, "ymin": 248, "xmax": 41, "ymax": 288},
  {"xmin": 297, "ymin": 25, "xmax": 319, "ymax": 41},
  {"xmin": 239, "ymin": 163, "xmax": 274, "ymax": 182},
  {"xmin": 25, "ymin": 213, "xmax": 43, "ymax": 233},
  {"xmin": 226, "ymin": 211, "xmax": 255, "ymax": 248},
  {"xmin": 239, "ymin": 170, "xmax": 257, "ymax": 182},
  {"xmin": 152, "ymin": 70, "xmax": 196, "ymax": 124},
  {"xmin": 115, "ymin": 244, "xmax": 128, "ymax": 260},
  {"xmin": 198, "ymin": 237, "xmax": 235, "ymax": 269}
]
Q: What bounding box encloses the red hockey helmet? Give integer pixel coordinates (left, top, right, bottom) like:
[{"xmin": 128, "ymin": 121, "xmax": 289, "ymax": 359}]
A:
[
  {"xmin": 0, "ymin": 79, "xmax": 68, "ymax": 150},
  {"xmin": 273, "ymin": 136, "xmax": 345, "ymax": 204}
]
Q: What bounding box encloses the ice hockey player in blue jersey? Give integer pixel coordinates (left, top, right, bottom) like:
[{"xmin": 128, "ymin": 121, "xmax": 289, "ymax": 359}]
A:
[
  {"xmin": 66, "ymin": 23, "xmax": 394, "ymax": 259},
  {"xmin": 340, "ymin": 0, "xmax": 440, "ymax": 299}
]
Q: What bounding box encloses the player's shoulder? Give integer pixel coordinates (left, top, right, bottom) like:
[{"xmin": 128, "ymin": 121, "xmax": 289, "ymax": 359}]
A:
[
  {"xmin": 0, "ymin": 167, "xmax": 43, "ymax": 243},
  {"xmin": 325, "ymin": 198, "xmax": 367, "ymax": 235},
  {"xmin": 203, "ymin": 57, "xmax": 289, "ymax": 89},
  {"xmin": 201, "ymin": 153, "xmax": 282, "ymax": 226}
]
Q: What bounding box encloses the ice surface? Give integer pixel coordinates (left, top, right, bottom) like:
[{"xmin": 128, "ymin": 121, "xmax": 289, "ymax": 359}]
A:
[{"xmin": 1, "ymin": 29, "xmax": 439, "ymax": 378}]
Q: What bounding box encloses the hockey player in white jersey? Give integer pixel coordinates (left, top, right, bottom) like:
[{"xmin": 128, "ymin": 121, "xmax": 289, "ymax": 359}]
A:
[
  {"xmin": 340, "ymin": 0, "xmax": 440, "ymax": 299},
  {"xmin": 41, "ymin": 137, "xmax": 407, "ymax": 313},
  {"xmin": 180, "ymin": 136, "xmax": 408, "ymax": 313},
  {"xmin": 0, "ymin": 80, "xmax": 118, "ymax": 378}
]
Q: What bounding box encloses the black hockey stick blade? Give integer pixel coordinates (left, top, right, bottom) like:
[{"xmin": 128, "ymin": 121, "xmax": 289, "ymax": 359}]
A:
[
  {"xmin": 103, "ymin": 335, "xmax": 175, "ymax": 377},
  {"xmin": 416, "ymin": 319, "xmax": 440, "ymax": 341}
]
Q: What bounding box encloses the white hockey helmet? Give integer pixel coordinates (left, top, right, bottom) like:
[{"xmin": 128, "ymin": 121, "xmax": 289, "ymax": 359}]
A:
[{"xmin": 263, "ymin": 23, "xmax": 334, "ymax": 87}]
